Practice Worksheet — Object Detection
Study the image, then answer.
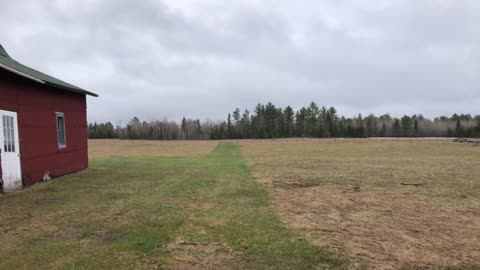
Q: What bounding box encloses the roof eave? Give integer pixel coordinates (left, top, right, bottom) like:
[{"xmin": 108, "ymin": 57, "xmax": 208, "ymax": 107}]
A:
[
  {"xmin": 44, "ymin": 81, "xmax": 99, "ymax": 97},
  {"xmin": 0, "ymin": 63, "xmax": 98, "ymax": 97},
  {"xmin": 0, "ymin": 63, "xmax": 45, "ymax": 84}
]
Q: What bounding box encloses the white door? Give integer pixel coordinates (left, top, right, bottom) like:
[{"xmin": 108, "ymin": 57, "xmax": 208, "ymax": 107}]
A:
[{"xmin": 0, "ymin": 110, "xmax": 22, "ymax": 192}]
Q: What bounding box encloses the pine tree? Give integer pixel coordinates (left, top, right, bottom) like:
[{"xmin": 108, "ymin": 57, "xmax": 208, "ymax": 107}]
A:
[
  {"xmin": 475, "ymin": 116, "xmax": 480, "ymax": 137},
  {"xmin": 295, "ymin": 108, "xmax": 306, "ymax": 137},
  {"xmin": 181, "ymin": 117, "xmax": 187, "ymax": 139},
  {"xmin": 327, "ymin": 107, "xmax": 337, "ymax": 137},
  {"xmin": 318, "ymin": 106, "xmax": 328, "ymax": 137},
  {"xmin": 284, "ymin": 106, "xmax": 295, "ymax": 137},
  {"xmin": 240, "ymin": 109, "xmax": 251, "ymax": 139},
  {"xmin": 232, "ymin": 108, "xmax": 241, "ymax": 138},
  {"xmin": 392, "ymin": 118, "xmax": 401, "ymax": 137},
  {"xmin": 414, "ymin": 119, "xmax": 419, "ymax": 137},
  {"xmin": 338, "ymin": 117, "xmax": 346, "ymax": 137},
  {"xmin": 306, "ymin": 102, "xmax": 319, "ymax": 137},
  {"xmin": 365, "ymin": 114, "xmax": 377, "ymax": 137},
  {"xmin": 380, "ymin": 122, "xmax": 387, "ymax": 137},
  {"xmin": 401, "ymin": 115, "xmax": 413, "ymax": 137},
  {"xmin": 252, "ymin": 104, "xmax": 265, "ymax": 138},
  {"xmin": 357, "ymin": 114, "xmax": 366, "ymax": 137},
  {"xmin": 456, "ymin": 119, "xmax": 464, "ymax": 138},
  {"xmin": 227, "ymin": 114, "xmax": 233, "ymax": 139},
  {"xmin": 264, "ymin": 102, "xmax": 277, "ymax": 138}
]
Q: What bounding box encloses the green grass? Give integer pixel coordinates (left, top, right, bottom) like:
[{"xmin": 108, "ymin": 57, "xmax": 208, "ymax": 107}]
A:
[{"xmin": 0, "ymin": 142, "xmax": 346, "ymax": 269}]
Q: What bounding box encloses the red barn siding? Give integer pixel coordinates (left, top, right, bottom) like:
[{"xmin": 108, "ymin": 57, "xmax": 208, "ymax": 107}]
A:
[{"xmin": 0, "ymin": 69, "xmax": 88, "ymax": 186}]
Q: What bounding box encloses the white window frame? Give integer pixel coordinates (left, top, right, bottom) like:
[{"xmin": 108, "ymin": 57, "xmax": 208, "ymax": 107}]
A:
[
  {"xmin": 56, "ymin": 112, "xmax": 67, "ymax": 149},
  {"xmin": 2, "ymin": 114, "xmax": 17, "ymax": 153}
]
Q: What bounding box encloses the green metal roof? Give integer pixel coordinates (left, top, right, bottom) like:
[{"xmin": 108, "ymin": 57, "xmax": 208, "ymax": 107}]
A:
[{"xmin": 0, "ymin": 44, "xmax": 98, "ymax": 97}]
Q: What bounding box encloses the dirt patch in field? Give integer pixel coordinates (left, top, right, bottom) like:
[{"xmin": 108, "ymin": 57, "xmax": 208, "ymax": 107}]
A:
[
  {"xmin": 102, "ymin": 229, "xmax": 125, "ymax": 244},
  {"xmin": 188, "ymin": 202, "xmax": 222, "ymax": 211},
  {"xmin": 165, "ymin": 239, "xmax": 244, "ymax": 270},
  {"xmin": 239, "ymin": 138, "xmax": 480, "ymax": 269},
  {"xmin": 89, "ymin": 139, "xmax": 217, "ymax": 158},
  {"xmin": 276, "ymin": 185, "xmax": 480, "ymax": 269}
]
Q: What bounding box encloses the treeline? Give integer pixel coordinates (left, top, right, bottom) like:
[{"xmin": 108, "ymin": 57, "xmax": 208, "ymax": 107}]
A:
[
  {"xmin": 88, "ymin": 102, "xmax": 480, "ymax": 140},
  {"xmin": 89, "ymin": 117, "xmax": 214, "ymax": 140}
]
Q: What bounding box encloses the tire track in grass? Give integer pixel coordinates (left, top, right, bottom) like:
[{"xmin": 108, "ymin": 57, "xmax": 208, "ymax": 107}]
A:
[{"xmin": 165, "ymin": 142, "xmax": 348, "ymax": 269}]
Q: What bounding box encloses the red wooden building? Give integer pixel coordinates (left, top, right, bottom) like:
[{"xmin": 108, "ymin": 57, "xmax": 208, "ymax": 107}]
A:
[{"xmin": 0, "ymin": 44, "xmax": 97, "ymax": 192}]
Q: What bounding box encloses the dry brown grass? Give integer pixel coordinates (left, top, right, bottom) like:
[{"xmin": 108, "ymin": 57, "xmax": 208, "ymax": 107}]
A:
[
  {"xmin": 238, "ymin": 138, "xmax": 480, "ymax": 269},
  {"xmin": 89, "ymin": 139, "xmax": 218, "ymax": 158},
  {"xmin": 165, "ymin": 239, "xmax": 244, "ymax": 270}
]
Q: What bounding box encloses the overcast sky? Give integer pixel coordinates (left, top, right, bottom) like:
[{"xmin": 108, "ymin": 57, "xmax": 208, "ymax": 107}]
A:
[{"xmin": 1, "ymin": 0, "xmax": 479, "ymax": 123}]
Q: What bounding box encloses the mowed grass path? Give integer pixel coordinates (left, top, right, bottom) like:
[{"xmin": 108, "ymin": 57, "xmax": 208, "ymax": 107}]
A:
[{"xmin": 0, "ymin": 143, "xmax": 345, "ymax": 269}]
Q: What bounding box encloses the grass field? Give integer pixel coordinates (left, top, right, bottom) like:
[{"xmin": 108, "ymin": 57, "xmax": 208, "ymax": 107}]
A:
[
  {"xmin": 1, "ymin": 139, "xmax": 479, "ymax": 269},
  {"xmin": 239, "ymin": 138, "xmax": 480, "ymax": 269},
  {"xmin": 0, "ymin": 141, "xmax": 345, "ymax": 269},
  {"xmin": 88, "ymin": 139, "xmax": 218, "ymax": 158}
]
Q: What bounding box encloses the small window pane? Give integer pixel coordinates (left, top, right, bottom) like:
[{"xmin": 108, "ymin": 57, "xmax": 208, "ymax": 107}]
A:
[
  {"xmin": 3, "ymin": 116, "xmax": 6, "ymax": 152},
  {"xmin": 2, "ymin": 115, "xmax": 16, "ymax": 153},
  {"xmin": 56, "ymin": 113, "xmax": 66, "ymax": 148}
]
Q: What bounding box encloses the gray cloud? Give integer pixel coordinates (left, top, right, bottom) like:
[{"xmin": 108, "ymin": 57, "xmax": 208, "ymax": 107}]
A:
[{"xmin": 1, "ymin": 0, "xmax": 479, "ymax": 123}]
